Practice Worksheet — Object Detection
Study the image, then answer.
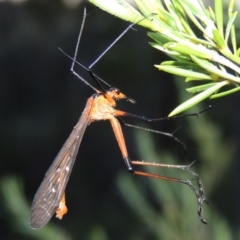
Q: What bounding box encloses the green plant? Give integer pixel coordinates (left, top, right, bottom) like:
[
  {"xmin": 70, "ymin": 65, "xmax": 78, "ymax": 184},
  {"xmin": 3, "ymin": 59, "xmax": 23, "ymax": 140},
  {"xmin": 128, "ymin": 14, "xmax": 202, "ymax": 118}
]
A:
[{"xmin": 89, "ymin": 0, "xmax": 240, "ymax": 116}]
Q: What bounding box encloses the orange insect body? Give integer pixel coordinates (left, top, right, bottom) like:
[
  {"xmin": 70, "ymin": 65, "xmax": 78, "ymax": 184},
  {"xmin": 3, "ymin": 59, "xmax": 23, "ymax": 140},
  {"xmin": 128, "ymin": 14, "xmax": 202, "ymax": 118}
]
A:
[
  {"xmin": 89, "ymin": 90, "xmax": 126, "ymax": 121},
  {"xmin": 89, "ymin": 90, "xmax": 129, "ymax": 159}
]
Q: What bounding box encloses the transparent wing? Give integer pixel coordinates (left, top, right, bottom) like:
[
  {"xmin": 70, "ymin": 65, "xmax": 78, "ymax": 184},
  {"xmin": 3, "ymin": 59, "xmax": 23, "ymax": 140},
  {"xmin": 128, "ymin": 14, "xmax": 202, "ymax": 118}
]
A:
[{"xmin": 30, "ymin": 99, "xmax": 92, "ymax": 229}]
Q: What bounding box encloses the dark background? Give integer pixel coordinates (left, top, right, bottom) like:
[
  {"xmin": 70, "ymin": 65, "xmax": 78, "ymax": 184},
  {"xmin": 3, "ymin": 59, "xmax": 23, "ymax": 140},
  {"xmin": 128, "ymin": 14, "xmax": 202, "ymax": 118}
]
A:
[{"xmin": 1, "ymin": 0, "xmax": 240, "ymax": 239}]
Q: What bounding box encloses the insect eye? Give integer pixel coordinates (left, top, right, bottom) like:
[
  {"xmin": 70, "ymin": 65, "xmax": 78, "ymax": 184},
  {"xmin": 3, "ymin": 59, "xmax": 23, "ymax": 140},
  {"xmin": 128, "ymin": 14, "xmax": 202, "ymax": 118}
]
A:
[{"xmin": 109, "ymin": 87, "xmax": 120, "ymax": 95}]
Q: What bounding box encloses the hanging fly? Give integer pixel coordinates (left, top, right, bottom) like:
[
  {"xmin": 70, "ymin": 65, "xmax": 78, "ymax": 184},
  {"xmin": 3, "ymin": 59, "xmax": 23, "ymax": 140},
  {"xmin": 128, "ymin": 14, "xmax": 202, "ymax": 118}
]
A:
[{"xmin": 30, "ymin": 7, "xmax": 208, "ymax": 229}]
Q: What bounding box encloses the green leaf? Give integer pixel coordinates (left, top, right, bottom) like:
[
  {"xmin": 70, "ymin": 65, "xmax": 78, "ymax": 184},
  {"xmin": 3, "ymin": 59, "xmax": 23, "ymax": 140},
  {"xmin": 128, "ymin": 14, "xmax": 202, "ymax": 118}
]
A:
[
  {"xmin": 237, "ymin": 48, "xmax": 240, "ymax": 57},
  {"xmin": 210, "ymin": 86, "xmax": 240, "ymax": 99},
  {"xmin": 169, "ymin": 81, "xmax": 229, "ymax": 116},
  {"xmin": 186, "ymin": 83, "xmax": 219, "ymax": 93},
  {"xmin": 148, "ymin": 32, "xmax": 171, "ymax": 45},
  {"xmin": 155, "ymin": 62, "xmax": 211, "ymax": 80},
  {"xmin": 191, "ymin": 55, "xmax": 240, "ymax": 82},
  {"xmin": 166, "ymin": 43, "xmax": 211, "ymax": 59},
  {"xmin": 215, "ymin": 0, "xmax": 224, "ymax": 38},
  {"xmin": 208, "ymin": 6, "xmax": 216, "ymax": 21},
  {"xmin": 225, "ymin": 11, "xmax": 238, "ymax": 44},
  {"xmin": 178, "ymin": 0, "xmax": 206, "ymax": 34},
  {"xmin": 212, "ymin": 29, "xmax": 227, "ymax": 50},
  {"xmin": 228, "ymin": 0, "xmax": 237, "ymax": 54}
]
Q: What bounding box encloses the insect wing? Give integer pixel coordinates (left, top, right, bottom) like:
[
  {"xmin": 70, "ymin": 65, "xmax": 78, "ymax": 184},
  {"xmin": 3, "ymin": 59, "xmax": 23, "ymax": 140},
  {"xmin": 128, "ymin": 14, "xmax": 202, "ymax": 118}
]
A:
[{"xmin": 30, "ymin": 100, "xmax": 92, "ymax": 229}]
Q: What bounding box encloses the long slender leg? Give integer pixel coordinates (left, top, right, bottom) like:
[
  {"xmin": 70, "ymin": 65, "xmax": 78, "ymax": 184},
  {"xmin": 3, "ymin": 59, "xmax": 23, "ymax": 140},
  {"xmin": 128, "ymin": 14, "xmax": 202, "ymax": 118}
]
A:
[
  {"xmin": 88, "ymin": 14, "xmax": 156, "ymax": 69},
  {"xmin": 88, "ymin": 22, "xmax": 138, "ymax": 70},
  {"xmin": 121, "ymin": 119, "xmax": 187, "ymax": 155},
  {"xmin": 109, "ymin": 115, "xmax": 207, "ymax": 223},
  {"xmin": 114, "ymin": 108, "xmax": 212, "ymax": 122},
  {"xmin": 114, "ymin": 110, "xmax": 187, "ymax": 155},
  {"xmin": 70, "ymin": 7, "xmax": 101, "ymax": 92},
  {"xmin": 124, "ymin": 158, "xmax": 208, "ymax": 224}
]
